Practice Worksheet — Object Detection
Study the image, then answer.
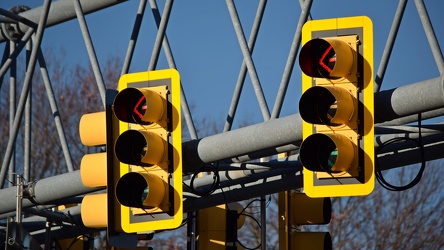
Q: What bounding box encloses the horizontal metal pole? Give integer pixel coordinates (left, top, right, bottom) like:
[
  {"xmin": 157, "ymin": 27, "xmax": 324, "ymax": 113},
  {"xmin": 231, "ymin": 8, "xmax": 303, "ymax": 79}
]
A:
[
  {"xmin": 183, "ymin": 75, "xmax": 444, "ymax": 170},
  {"xmin": 184, "ymin": 155, "xmax": 301, "ymax": 193},
  {"xmin": 378, "ymin": 108, "xmax": 444, "ymax": 126},
  {"xmin": 0, "ymin": 171, "xmax": 98, "ymax": 215},
  {"xmin": 375, "ymin": 124, "xmax": 444, "ymax": 134},
  {"xmin": 183, "ymin": 114, "xmax": 303, "ymax": 173},
  {"xmin": 184, "ymin": 132, "xmax": 444, "ymax": 211},
  {"xmin": 0, "ymin": 131, "xmax": 442, "ymax": 217},
  {"xmin": 374, "ymin": 74, "xmax": 444, "ymax": 123},
  {"xmin": 377, "ymin": 133, "xmax": 444, "ymax": 170},
  {"xmin": 0, "ymin": 0, "xmax": 126, "ymax": 43},
  {"xmin": 184, "ymin": 167, "xmax": 302, "ymax": 213}
]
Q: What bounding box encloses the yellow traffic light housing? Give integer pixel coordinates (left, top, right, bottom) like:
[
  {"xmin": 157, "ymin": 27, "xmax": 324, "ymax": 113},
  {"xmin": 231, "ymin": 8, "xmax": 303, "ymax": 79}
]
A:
[
  {"xmin": 79, "ymin": 111, "xmax": 108, "ymax": 229},
  {"xmin": 197, "ymin": 203, "xmax": 245, "ymax": 249},
  {"xmin": 291, "ymin": 193, "xmax": 332, "ymax": 250},
  {"xmin": 290, "ymin": 193, "xmax": 331, "ymax": 226},
  {"xmin": 110, "ymin": 69, "xmax": 182, "ymax": 233},
  {"xmin": 299, "ymin": 16, "xmax": 374, "ymax": 197},
  {"xmin": 79, "ymin": 93, "xmax": 138, "ymax": 248}
]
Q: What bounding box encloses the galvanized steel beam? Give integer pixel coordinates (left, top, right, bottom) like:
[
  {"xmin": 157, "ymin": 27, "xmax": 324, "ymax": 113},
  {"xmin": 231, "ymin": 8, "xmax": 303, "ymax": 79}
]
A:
[
  {"xmin": 183, "ymin": 74, "xmax": 444, "ymax": 171},
  {"xmin": 374, "ymin": 74, "xmax": 444, "ymax": 123},
  {"xmin": 0, "ymin": 0, "xmax": 127, "ymax": 43}
]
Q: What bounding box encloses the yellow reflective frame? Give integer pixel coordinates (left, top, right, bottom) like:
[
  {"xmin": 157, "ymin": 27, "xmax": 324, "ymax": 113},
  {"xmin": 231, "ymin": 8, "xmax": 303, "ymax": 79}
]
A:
[
  {"xmin": 116, "ymin": 69, "xmax": 183, "ymax": 232},
  {"xmin": 301, "ymin": 16, "xmax": 375, "ymax": 197}
]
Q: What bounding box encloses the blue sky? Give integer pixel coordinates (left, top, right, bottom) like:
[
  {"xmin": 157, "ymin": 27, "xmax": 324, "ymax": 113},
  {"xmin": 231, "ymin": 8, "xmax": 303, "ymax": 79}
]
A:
[{"xmin": 2, "ymin": 0, "xmax": 444, "ymax": 128}]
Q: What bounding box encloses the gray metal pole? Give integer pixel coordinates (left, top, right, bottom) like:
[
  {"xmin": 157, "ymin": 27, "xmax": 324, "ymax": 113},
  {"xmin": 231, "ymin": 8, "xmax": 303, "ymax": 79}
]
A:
[
  {"xmin": 183, "ymin": 113, "xmax": 303, "ymax": 173},
  {"xmin": 16, "ymin": 175, "xmax": 23, "ymax": 223},
  {"xmin": 0, "ymin": 0, "xmax": 127, "ymax": 43},
  {"xmin": 149, "ymin": 0, "xmax": 198, "ymax": 140},
  {"xmin": 379, "ymin": 108, "xmax": 444, "ymax": 126},
  {"xmin": 271, "ymin": 0, "xmax": 313, "ymax": 119},
  {"xmin": 414, "ymin": 0, "xmax": 444, "ymax": 74},
  {"xmin": 0, "ymin": 132, "xmax": 443, "ymax": 217},
  {"xmin": 223, "ymin": 0, "xmax": 267, "ymax": 132},
  {"xmin": 377, "ymin": 133, "xmax": 444, "ymax": 171},
  {"xmin": 24, "ymin": 41, "xmax": 31, "ymax": 180},
  {"xmin": 374, "ymin": 0, "xmax": 407, "ymax": 92},
  {"xmin": 148, "ymin": 0, "xmax": 174, "ymax": 71},
  {"xmin": 73, "ymin": 0, "xmax": 107, "ymax": 108},
  {"xmin": 0, "ymin": 0, "xmax": 51, "ymax": 188},
  {"xmin": 0, "ymin": 27, "xmax": 34, "ymax": 85},
  {"xmin": 8, "ymin": 41, "xmax": 16, "ymax": 188},
  {"xmin": 375, "ymin": 124, "xmax": 444, "ymax": 135},
  {"xmin": 184, "ymin": 156, "xmax": 299, "ymax": 193},
  {"xmin": 36, "ymin": 49, "xmax": 74, "ymax": 172},
  {"xmin": 260, "ymin": 195, "xmax": 266, "ymax": 250},
  {"xmin": 226, "ymin": 0, "xmax": 270, "ymax": 121},
  {"xmin": 374, "ymin": 75, "xmax": 444, "ymax": 123},
  {"xmin": 0, "ymin": 171, "xmax": 97, "ymax": 215},
  {"xmin": 184, "ymin": 168, "xmax": 301, "ymax": 213},
  {"xmin": 121, "ymin": 0, "xmax": 147, "ymax": 75},
  {"xmin": 184, "ymin": 74, "xmax": 444, "ymax": 171}
]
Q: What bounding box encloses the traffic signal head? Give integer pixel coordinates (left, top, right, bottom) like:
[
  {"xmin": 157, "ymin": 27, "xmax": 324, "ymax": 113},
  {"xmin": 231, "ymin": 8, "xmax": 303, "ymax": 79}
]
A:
[
  {"xmin": 78, "ymin": 91, "xmax": 139, "ymax": 248},
  {"xmin": 290, "ymin": 193, "xmax": 332, "ymax": 249},
  {"xmin": 78, "ymin": 112, "xmax": 108, "ymax": 229},
  {"xmin": 298, "ymin": 16, "xmax": 374, "ymax": 198},
  {"xmin": 291, "ymin": 192, "xmax": 331, "ymax": 226},
  {"xmin": 197, "ymin": 203, "xmax": 245, "ymax": 249},
  {"xmin": 109, "ymin": 69, "xmax": 182, "ymax": 233}
]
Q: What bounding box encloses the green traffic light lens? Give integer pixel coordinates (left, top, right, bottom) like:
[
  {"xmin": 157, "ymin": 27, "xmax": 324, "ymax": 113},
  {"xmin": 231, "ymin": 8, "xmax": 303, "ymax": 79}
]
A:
[
  {"xmin": 300, "ymin": 133, "xmax": 354, "ymax": 173},
  {"xmin": 141, "ymin": 186, "xmax": 148, "ymax": 204},
  {"xmin": 327, "ymin": 149, "xmax": 338, "ymax": 169},
  {"xmin": 319, "ymin": 139, "xmax": 338, "ymax": 172},
  {"xmin": 300, "ymin": 134, "xmax": 339, "ymax": 172},
  {"xmin": 115, "ymin": 172, "xmax": 165, "ymax": 209},
  {"xmin": 116, "ymin": 172, "xmax": 147, "ymax": 208}
]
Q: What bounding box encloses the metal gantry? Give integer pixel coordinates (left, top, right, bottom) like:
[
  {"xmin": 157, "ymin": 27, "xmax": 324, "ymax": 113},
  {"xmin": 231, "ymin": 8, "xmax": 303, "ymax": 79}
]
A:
[{"xmin": 0, "ymin": 0, "xmax": 443, "ymax": 248}]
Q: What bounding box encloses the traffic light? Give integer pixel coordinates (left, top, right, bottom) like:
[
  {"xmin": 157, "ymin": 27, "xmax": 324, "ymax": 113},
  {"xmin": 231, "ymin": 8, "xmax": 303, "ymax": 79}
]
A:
[
  {"xmin": 79, "ymin": 92, "xmax": 141, "ymax": 248},
  {"xmin": 197, "ymin": 203, "xmax": 245, "ymax": 249},
  {"xmin": 291, "ymin": 193, "xmax": 332, "ymax": 250},
  {"xmin": 110, "ymin": 69, "xmax": 182, "ymax": 233},
  {"xmin": 279, "ymin": 191, "xmax": 331, "ymax": 250},
  {"xmin": 79, "ymin": 111, "xmax": 108, "ymax": 228},
  {"xmin": 298, "ymin": 16, "xmax": 374, "ymax": 197}
]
